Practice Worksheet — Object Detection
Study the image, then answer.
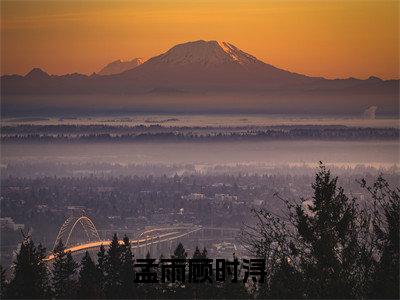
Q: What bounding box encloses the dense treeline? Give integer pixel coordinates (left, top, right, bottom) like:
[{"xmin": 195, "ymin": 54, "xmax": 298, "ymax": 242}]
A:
[
  {"xmin": 0, "ymin": 124, "xmax": 369, "ymax": 135},
  {"xmin": 2, "ymin": 125, "xmax": 398, "ymax": 143},
  {"xmin": 1, "ymin": 165, "xmax": 398, "ymax": 299}
]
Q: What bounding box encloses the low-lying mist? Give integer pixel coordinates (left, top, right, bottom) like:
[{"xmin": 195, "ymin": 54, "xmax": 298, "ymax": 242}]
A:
[{"xmin": 1, "ymin": 140, "xmax": 398, "ymax": 176}]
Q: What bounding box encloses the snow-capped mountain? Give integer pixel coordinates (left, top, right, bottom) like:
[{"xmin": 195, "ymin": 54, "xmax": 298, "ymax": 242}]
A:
[
  {"xmin": 98, "ymin": 58, "xmax": 143, "ymax": 75},
  {"xmin": 1, "ymin": 40, "xmax": 398, "ymax": 116},
  {"xmin": 148, "ymin": 40, "xmax": 260, "ymax": 67},
  {"xmin": 118, "ymin": 40, "xmax": 311, "ymax": 89}
]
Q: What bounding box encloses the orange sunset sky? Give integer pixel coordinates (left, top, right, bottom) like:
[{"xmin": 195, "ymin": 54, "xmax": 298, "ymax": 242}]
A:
[{"xmin": 1, "ymin": 0, "xmax": 399, "ymax": 79}]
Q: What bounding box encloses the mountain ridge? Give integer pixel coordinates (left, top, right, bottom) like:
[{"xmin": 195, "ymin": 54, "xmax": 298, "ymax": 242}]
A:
[
  {"xmin": 1, "ymin": 40, "xmax": 398, "ymax": 116},
  {"xmin": 1, "ymin": 40, "xmax": 393, "ymax": 81}
]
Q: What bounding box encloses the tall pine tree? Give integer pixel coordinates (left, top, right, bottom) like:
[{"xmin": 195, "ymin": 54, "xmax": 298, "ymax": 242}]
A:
[
  {"xmin": 173, "ymin": 242, "xmax": 187, "ymax": 259},
  {"xmin": 201, "ymin": 247, "xmax": 208, "ymax": 259},
  {"xmin": 295, "ymin": 163, "xmax": 360, "ymax": 298},
  {"xmin": 104, "ymin": 234, "xmax": 123, "ymax": 298},
  {"xmin": 52, "ymin": 240, "xmax": 78, "ymax": 299},
  {"xmin": 7, "ymin": 237, "xmax": 51, "ymax": 298},
  {"xmin": 0, "ymin": 265, "xmax": 7, "ymax": 299},
  {"xmin": 77, "ymin": 251, "xmax": 101, "ymax": 299},
  {"xmin": 96, "ymin": 244, "xmax": 107, "ymax": 297},
  {"xmin": 120, "ymin": 235, "xmax": 135, "ymax": 298},
  {"xmin": 192, "ymin": 246, "xmax": 202, "ymax": 259}
]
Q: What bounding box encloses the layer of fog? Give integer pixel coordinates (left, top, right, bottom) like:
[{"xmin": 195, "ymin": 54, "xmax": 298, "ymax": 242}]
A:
[{"xmin": 2, "ymin": 140, "xmax": 398, "ymax": 171}]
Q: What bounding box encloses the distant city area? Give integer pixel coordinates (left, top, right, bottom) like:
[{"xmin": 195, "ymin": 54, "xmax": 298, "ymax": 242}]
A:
[{"xmin": 1, "ymin": 166, "xmax": 398, "ymax": 268}]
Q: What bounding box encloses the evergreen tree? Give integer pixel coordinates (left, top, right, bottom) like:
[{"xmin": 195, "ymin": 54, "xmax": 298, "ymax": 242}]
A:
[
  {"xmin": 266, "ymin": 258, "xmax": 302, "ymax": 299},
  {"xmin": 96, "ymin": 244, "xmax": 107, "ymax": 296},
  {"xmin": 362, "ymin": 176, "xmax": 399, "ymax": 299},
  {"xmin": 104, "ymin": 234, "xmax": 123, "ymax": 298},
  {"xmin": 241, "ymin": 163, "xmax": 370, "ymax": 299},
  {"xmin": 52, "ymin": 240, "xmax": 78, "ymax": 299},
  {"xmin": 294, "ymin": 164, "xmax": 360, "ymax": 298},
  {"xmin": 201, "ymin": 247, "xmax": 208, "ymax": 259},
  {"xmin": 120, "ymin": 235, "xmax": 135, "ymax": 298},
  {"xmin": 164, "ymin": 243, "xmax": 188, "ymax": 299},
  {"xmin": 77, "ymin": 251, "xmax": 101, "ymax": 299},
  {"xmin": 192, "ymin": 246, "xmax": 202, "ymax": 259},
  {"xmin": 36, "ymin": 243, "xmax": 52, "ymax": 297},
  {"xmin": 173, "ymin": 242, "xmax": 187, "ymax": 259},
  {"xmin": 7, "ymin": 238, "xmax": 51, "ymax": 299},
  {"xmin": 0, "ymin": 265, "xmax": 7, "ymax": 299},
  {"xmin": 192, "ymin": 246, "xmax": 208, "ymax": 259}
]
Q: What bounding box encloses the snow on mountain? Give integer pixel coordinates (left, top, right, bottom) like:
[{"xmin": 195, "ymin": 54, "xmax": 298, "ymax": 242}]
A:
[
  {"xmin": 98, "ymin": 58, "xmax": 143, "ymax": 75},
  {"xmin": 119, "ymin": 40, "xmax": 309, "ymax": 89},
  {"xmin": 147, "ymin": 40, "xmax": 261, "ymax": 67},
  {"xmin": 2, "ymin": 40, "xmax": 397, "ymax": 114}
]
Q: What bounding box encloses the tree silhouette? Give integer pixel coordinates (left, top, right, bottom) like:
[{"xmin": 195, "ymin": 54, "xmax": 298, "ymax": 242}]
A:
[
  {"xmin": 201, "ymin": 247, "xmax": 208, "ymax": 259},
  {"xmin": 0, "ymin": 265, "xmax": 7, "ymax": 299},
  {"xmin": 120, "ymin": 235, "xmax": 136, "ymax": 298},
  {"xmin": 265, "ymin": 258, "xmax": 302, "ymax": 299},
  {"xmin": 192, "ymin": 246, "xmax": 202, "ymax": 259},
  {"xmin": 52, "ymin": 240, "xmax": 78, "ymax": 299},
  {"xmin": 361, "ymin": 176, "xmax": 399, "ymax": 299},
  {"xmin": 104, "ymin": 234, "xmax": 123, "ymax": 298},
  {"xmin": 96, "ymin": 243, "xmax": 107, "ymax": 296},
  {"xmin": 241, "ymin": 163, "xmax": 370, "ymax": 298},
  {"xmin": 77, "ymin": 251, "xmax": 101, "ymax": 299},
  {"xmin": 7, "ymin": 237, "xmax": 50, "ymax": 298},
  {"xmin": 295, "ymin": 164, "xmax": 359, "ymax": 298},
  {"xmin": 173, "ymin": 242, "xmax": 187, "ymax": 259}
]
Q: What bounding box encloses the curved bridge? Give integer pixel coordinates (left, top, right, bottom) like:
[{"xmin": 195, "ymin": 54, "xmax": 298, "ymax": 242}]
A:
[
  {"xmin": 45, "ymin": 215, "xmax": 240, "ymax": 261},
  {"xmin": 52, "ymin": 215, "xmax": 101, "ymax": 251},
  {"xmin": 45, "ymin": 226, "xmax": 202, "ymax": 261}
]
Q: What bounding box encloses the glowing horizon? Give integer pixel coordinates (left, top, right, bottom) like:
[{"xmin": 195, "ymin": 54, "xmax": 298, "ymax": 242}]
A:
[{"xmin": 1, "ymin": 0, "xmax": 399, "ymax": 80}]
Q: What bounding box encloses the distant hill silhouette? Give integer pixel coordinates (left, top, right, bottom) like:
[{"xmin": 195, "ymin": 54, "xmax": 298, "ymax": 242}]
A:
[{"xmin": 98, "ymin": 58, "xmax": 144, "ymax": 75}]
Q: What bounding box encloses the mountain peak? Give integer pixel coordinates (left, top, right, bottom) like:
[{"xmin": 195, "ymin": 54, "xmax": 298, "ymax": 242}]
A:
[
  {"xmin": 25, "ymin": 68, "xmax": 49, "ymax": 78},
  {"xmin": 98, "ymin": 58, "xmax": 144, "ymax": 75},
  {"xmin": 118, "ymin": 39, "xmax": 307, "ymax": 87},
  {"xmin": 152, "ymin": 40, "xmax": 260, "ymax": 68}
]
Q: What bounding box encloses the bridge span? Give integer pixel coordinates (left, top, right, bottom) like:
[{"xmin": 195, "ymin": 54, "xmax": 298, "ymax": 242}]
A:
[
  {"xmin": 44, "ymin": 227, "xmax": 203, "ymax": 261},
  {"xmin": 45, "ymin": 215, "xmax": 240, "ymax": 261}
]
